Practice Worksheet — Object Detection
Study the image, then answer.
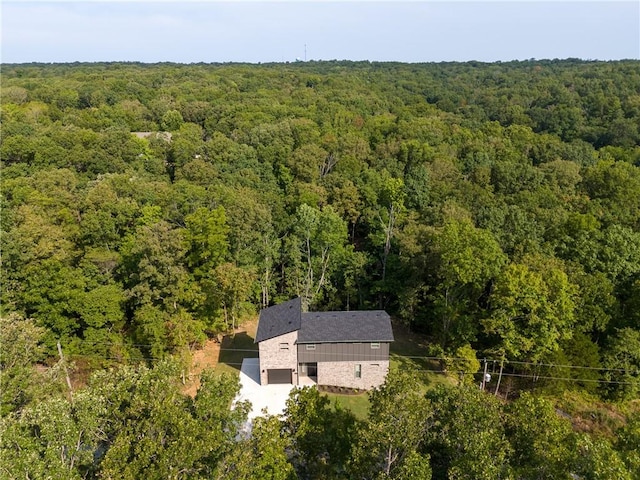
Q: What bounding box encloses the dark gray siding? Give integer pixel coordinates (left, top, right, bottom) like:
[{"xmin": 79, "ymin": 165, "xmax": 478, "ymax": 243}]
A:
[{"xmin": 297, "ymin": 342, "xmax": 390, "ymax": 363}]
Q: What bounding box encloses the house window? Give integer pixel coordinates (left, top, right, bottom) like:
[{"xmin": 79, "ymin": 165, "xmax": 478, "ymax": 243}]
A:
[
  {"xmin": 355, "ymin": 364, "xmax": 362, "ymax": 378},
  {"xmin": 371, "ymin": 342, "xmax": 380, "ymax": 349},
  {"xmin": 371, "ymin": 363, "xmax": 380, "ymax": 367},
  {"xmin": 279, "ymin": 343, "xmax": 289, "ymax": 351},
  {"xmin": 306, "ymin": 344, "xmax": 316, "ymax": 351}
]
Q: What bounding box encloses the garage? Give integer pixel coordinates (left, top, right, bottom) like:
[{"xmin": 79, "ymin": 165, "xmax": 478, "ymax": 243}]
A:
[{"xmin": 267, "ymin": 368, "xmax": 292, "ymax": 384}]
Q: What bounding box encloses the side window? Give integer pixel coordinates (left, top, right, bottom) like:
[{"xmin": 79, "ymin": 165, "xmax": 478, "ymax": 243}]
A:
[
  {"xmin": 355, "ymin": 364, "xmax": 362, "ymax": 378},
  {"xmin": 371, "ymin": 342, "xmax": 380, "ymax": 349},
  {"xmin": 306, "ymin": 344, "xmax": 316, "ymax": 351}
]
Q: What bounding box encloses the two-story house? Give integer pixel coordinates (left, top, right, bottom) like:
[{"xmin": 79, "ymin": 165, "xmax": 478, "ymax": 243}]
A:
[{"xmin": 255, "ymin": 298, "xmax": 394, "ymax": 389}]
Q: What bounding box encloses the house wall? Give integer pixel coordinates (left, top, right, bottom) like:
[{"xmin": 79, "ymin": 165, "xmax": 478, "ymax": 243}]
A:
[
  {"xmin": 258, "ymin": 330, "xmax": 298, "ymax": 385},
  {"xmin": 317, "ymin": 360, "xmax": 389, "ymax": 390},
  {"xmin": 297, "ymin": 342, "xmax": 389, "ymax": 363}
]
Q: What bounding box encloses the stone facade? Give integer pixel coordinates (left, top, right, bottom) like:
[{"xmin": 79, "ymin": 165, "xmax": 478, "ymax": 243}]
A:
[
  {"xmin": 258, "ymin": 330, "xmax": 298, "ymax": 386},
  {"xmin": 317, "ymin": 360, "xmax": 390, "ymax": 390}
]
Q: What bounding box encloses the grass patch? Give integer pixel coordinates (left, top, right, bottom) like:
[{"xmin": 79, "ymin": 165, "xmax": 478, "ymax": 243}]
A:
[
  {"xmin": 390, "ymin": 354, "xmax": 456, "ymax": 390},
  {"xmin": 323, "ymin": 391, "xmax": 370, "ymax": 420},
  {"xmin": 389, "ymin": 320, "xmax": 457, "ymax": 391},
  {"xmin": 390, "ymin": 321, "xmax": 431, "ymax": 357}
]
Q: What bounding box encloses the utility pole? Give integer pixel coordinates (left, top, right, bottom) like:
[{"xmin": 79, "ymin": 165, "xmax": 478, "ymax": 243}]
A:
[
  {"xmin": 494, "ymin": 358, "xmax": 504, "ymax": 397},
  {"xmin": 481, "ymin": 358, "xmax": 488, "ymax": 391},
  {"xmin": 57, "ymin": 341, "xmax": 74, "ymax": 402}
]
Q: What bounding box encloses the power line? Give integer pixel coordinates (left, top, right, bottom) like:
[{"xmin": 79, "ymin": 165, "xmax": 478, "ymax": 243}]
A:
[
  {"xmin": 62, "ymin": 356, "xmax": 638, "ymax": 388},
  {"xmin": 399, "ymin": 355, "xmax": 631, "ymax": 373},
  {"xmin": 66, "ymin": 351, "xmax": 640, "ymax": 387},
  {"xmin": 403, "ymin": 368, "xmax": 639, "ymax": 386},
  {"xmin": 495, "ymin": 371, "xmax": 638, "ymax": 385},
  {"xmin": 500, "ymin": 359, "xmax": 629, "ymax": 372},
  {"xmin": 67, "ymin": 339, "xmax": 637, "ymax": 374},
  {"xmin": 68, "ymin": 358, "xmax": 639, "ymax": 387}
]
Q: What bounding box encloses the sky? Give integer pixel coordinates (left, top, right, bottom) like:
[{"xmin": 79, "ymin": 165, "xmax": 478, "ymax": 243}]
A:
[{"xmin": 1, "ymin": 1, "xmax": 639, "ymax": 64}]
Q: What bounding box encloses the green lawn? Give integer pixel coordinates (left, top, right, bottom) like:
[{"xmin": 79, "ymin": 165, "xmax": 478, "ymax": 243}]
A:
[
  {"xmin": 390, "ymin": 353, "xmax": 456, "ymax": 391},
  {"xmin": 323, "ymin": 391, "xmax": 370, "ymax": 420}
]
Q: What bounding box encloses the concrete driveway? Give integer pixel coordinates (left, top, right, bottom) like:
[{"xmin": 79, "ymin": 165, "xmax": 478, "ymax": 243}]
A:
[{"xmin": 234, "ymin": 358, "xmax": 300, "ymax": 432}]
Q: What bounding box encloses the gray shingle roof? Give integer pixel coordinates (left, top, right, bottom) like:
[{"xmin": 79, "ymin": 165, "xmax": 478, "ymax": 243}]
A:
[
  {"xmin": 255, "ymin": 298, "xmax": 394, "ymax": 344},
  {"xmin": 298, "ymin": 310, "xmax": 394, "ymax": 343},
  {"xmin": 254, "ymin": 297, "xmax": 302, "ymax": 343}
]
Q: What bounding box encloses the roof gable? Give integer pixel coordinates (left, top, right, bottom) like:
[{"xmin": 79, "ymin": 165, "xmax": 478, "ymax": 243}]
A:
[
  {"xmin": 298, "ymin": 310, "xmax": 394, "ymax": 343},
  {"xmin": 255, "ymin": 297, "xmax": 302, "ymax": 343}
]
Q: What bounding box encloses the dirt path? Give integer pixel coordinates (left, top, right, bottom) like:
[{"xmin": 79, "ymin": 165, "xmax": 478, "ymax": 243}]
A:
[
  {"xmin": 182, "ymin": 339, "xmax": 222, "ymax": 397},
  {"xmin": 182, "ymin": 318, "xmax": 258, "ymax": 397}
]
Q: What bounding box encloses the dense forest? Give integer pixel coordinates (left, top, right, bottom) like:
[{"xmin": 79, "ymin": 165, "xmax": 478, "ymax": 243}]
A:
[{"xmin": 1, "ymin": 60, "xmax": 639, "ymax": 479}]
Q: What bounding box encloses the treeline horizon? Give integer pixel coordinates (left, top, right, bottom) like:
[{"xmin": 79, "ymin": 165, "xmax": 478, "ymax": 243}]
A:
[
  {"xmin": 1, "ymin": 57, "xmax": 640, "ymax": 479},
  {"xmin": 3, "ymin": 57, "xmax": 636, "ymax": 66}
]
